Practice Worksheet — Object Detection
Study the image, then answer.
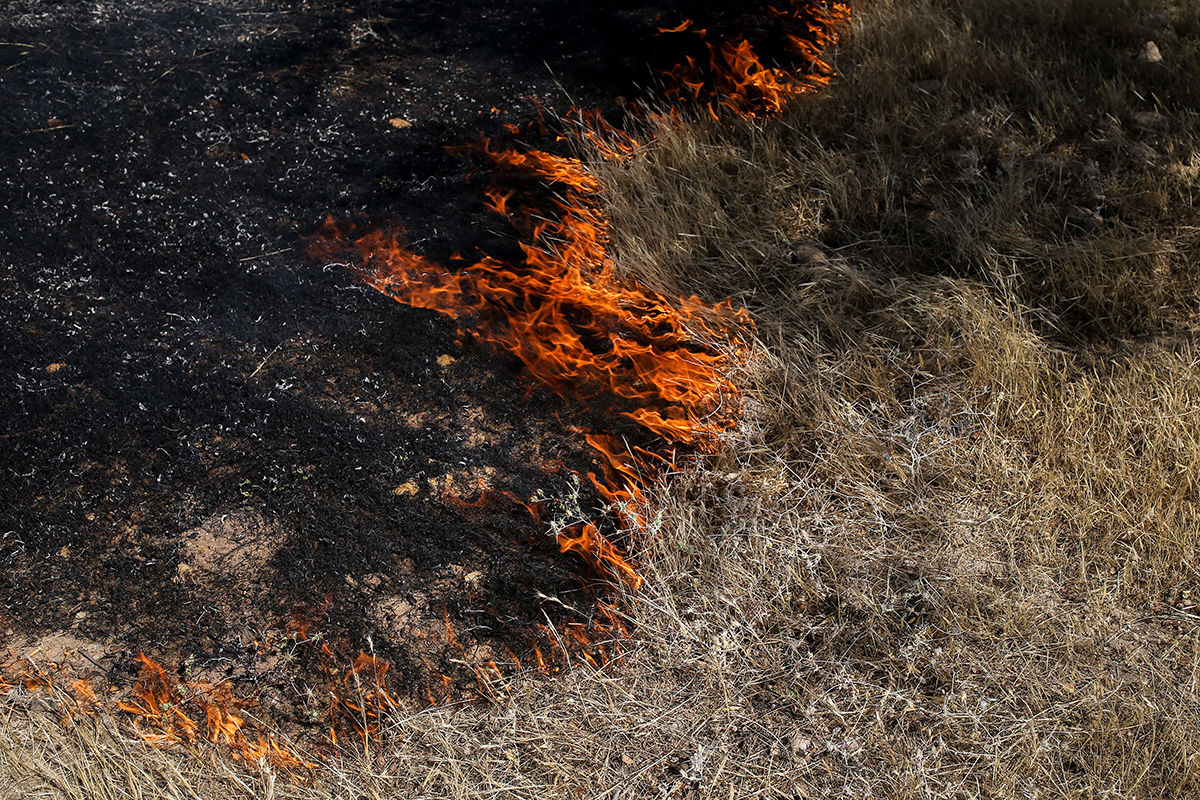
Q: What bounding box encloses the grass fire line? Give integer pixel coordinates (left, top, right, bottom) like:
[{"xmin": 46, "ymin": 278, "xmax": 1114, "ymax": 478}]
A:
[
  {"xmin": 311, "ymin": 134, "xmax": 754, "ymax": 591},
  {"xmin": 2, "ymin": 0, "xmax": 854, "ymax": 774},
  {"xmin": 8, "ymin": 0, "xmax": 1200, "ymax": 796}
]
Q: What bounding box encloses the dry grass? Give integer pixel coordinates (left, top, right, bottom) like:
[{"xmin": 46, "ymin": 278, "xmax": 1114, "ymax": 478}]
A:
[{"xmin": 5, "ymin": 0, "xmax": 1200, "ymax": 797}]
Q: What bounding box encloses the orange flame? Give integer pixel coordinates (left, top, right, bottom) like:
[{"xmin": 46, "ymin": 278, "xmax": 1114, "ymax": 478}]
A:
[
  {"xmin": 1, "ymin": 0, "xmax": 850, "ymax": 764},
  {"xmin": 1, "ymin": 658, "xmax": 102, "ymax": 725},
  {"xmin": 114, "ymin": 653, "xmax": 201, "ymax": 745},
  {"xmin": 116, "ymin": 653, "xmax": 312, "ymax": 769},
  {"xmin": 303, "ymin": 0, "xmax": 849, "ymax": 698},
  {"xmin": 659, "ymin": 1, "xmax": 850, "ymax": 118},
  {"xmin": 312, "ymin": 129, "xmax": 750, "ymax": 588},
  {"xmin": 333, "ymin": 652, "xmax": 401, "ymax": 742}
]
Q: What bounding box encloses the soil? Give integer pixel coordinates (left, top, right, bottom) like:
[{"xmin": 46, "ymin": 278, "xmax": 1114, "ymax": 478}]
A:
[{"xmin": 0, "ymin": 0, "xmax": 716, "ymax": 733}]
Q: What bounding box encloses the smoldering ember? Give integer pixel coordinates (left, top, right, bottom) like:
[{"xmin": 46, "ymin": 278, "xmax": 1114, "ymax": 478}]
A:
[{"xmin": 1, "ymin": 0, "xmax": 844, "ymax": 748}]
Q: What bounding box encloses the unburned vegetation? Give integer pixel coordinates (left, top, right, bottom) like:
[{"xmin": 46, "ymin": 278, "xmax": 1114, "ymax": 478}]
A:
[{"xmin": 4, "ymin": 0, "xmax": 1199, "ymax": 797}]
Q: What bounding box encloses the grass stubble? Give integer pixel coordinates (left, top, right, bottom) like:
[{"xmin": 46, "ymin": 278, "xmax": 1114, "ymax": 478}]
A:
[{"xmin": 4, "ymin": 0, "xmax": 1199, "ymax": 797}]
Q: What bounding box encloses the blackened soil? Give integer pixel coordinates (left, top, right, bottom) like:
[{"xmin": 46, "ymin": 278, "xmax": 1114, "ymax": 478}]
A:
[{"xmin": 0, "ymin": 0, "xmax": 697, "ymax": 730}]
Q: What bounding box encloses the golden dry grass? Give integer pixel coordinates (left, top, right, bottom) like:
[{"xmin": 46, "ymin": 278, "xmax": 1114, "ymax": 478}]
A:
[{"xmin": 4, "ymin": 0, "xmax": 1199, "ymax": 797}]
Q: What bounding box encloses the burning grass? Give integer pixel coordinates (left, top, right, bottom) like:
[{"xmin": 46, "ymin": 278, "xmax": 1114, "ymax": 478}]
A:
[
  {"xmin": 5, "ymin": 0, "xmax": 1200, "ymax": 797},
  {"xmin": 657, "ymin": 0, "xmax": 851, "ymax": 118},
  {"xmin": 310, "ymin": 129, "xmax": 753, "ymax": 590}
]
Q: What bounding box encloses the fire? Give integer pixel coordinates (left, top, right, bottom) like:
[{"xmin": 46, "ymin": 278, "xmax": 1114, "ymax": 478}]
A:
[
  {"xmin": 115, "ymin": 654, "xmax": 200, "ymax": 745},
  {"xmin": 659, "ymin": 1, "xmax": 851, "ymax": 118},
  {"xmin": 308, "ymin": 2, "xmax": 849, "ymax": 604},
  {"xmin": 1, "ymin": 657, "xmax": 101, "ymax": 725},
  {"xmin": 282, "ymin": 606, "xmax": 405, "ymax": 745},
  {"xmin": 1, "ymin": 652, "xmax": 313, "ymax": 769},
  {"xmin": 1, "ymin": 1, "xmax": 852, "ymax": 768},
  {"xmin": 116, "ymin": 653, "xmax": 313, "ymax": 769},
  {"xmin": 312, "ymin": 129, "xmax": 750, "ymax": 588},
  {"xmin": 330, "ymin": 652, "xmax": 401, "ymax": 744}
]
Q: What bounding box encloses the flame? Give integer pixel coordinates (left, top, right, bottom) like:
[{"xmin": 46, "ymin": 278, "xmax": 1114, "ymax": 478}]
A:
[
  {"xmin": 116, "ymin": 653, "xmax": 312, "ymax": 769},
  {"xmin": 302, "ymin": 0, "xmax": 846, "ymax": 707},
  {"xmin": 312, "ymin": 130, "xmax": 750, "ymax": 589},
  {"xmin": 307, "ymin": 6, "xmax": 850, "ymax": 600},
  {"xmin": 286, "ymin": 604, "xmax": 406, "ymax": 744},
  {"xmin": 333, "ymin": 652, "xmax": 401, "ymax": 742},
  {"xmin": 114, "ymin": 653, "xmax": 201, "ymax": 744},
  {"xmin": 0, "ymin": 0, "xmax": 850, "ymax": 766},
  {"xmin": 658, "ymin": 18, "xmax": 695, "ymax": 34},
  {"xmin": 1, "ymin": 657, "xmax": 103, "ymax": 726},
  {"xmin": 659, "ymin": 1, "xmax": 850, "ymax": 118}
]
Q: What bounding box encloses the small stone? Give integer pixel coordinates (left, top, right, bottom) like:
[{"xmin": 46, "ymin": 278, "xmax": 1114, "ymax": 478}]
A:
[
  {"xmin": 1139, "ymin": 13, "xmax": 1171, "ymax": 31},
  {"xmin": 1067, "ymin": 205, "xmax": 1103, "ymax": 232},
  {"xmin": 1137, "ymin": 41, "xmax": 1163, "ymax": 63},
  {"xmin": 436, "ymin": 354, "xmax": 456, "ymax": 367},
  {"xmin": 393, "ymin": 481, "xmax": 419, "ymax": 496},
  {"xmin": 1128, "ymin": 141, "xmax": 1160, "ymax": 163},
  {"xmin": 1132, "ymin": 111, "xmax": 1167, "ymax": 130},
  {"xmin": 58, "ymin": 545, "xmax": 70, "ymax": 558},
  {"xmin": 46, "ymin": 362, "xmax": 66, "ymax": 373},
  {"xmin": 790, "ymin": 245, "xmax": 828, "ymax": 266},
  {"xmin": 388, "ymin": 117, "xmax": 413, "ymax": 129}
]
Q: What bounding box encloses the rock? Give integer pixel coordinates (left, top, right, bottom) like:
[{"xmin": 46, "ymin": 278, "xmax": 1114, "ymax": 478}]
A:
[
  {"xmin": 1139, "ymin": 13, "xmax": 1171, "ymax": 31},
  {"xmin": 388, "ymin": 117, "xmax": 413, "ymax": 129},
  {"xmin": 1132, "ymin": 111, "xmax": 1167, "ymax": 131},
  {"xmin": 1066, "ymin": 205, "xmax": 1103, "ymax": 232},
  {"xmin": 790, "ymin": 244, "xmax": 828, "ymax": 266},
  {"xmin": 1137, "ymin": 41, "xmax": 1163, "ymax": 63},
  {"xmin": 1128, "ymin": 141, "xmax": 1160, "ymax": 164}
]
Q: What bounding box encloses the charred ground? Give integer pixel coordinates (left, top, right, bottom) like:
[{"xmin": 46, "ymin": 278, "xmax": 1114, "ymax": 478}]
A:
[{"xmin": 0, "ymin": 0, "xmax": 704, "ymax": 727}]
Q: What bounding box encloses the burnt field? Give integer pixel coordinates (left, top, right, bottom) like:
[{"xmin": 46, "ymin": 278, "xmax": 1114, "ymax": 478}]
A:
[{"xmin": 0, "ymin": 0, "xmax": 711, "ymax": 726}]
